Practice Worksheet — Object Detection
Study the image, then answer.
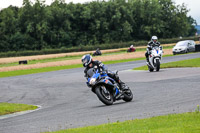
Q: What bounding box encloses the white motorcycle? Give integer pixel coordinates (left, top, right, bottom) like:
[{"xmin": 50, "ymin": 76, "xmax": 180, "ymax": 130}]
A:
[{"xmin": 147, "ymin": 46, "xmax": 163, "ymax": 72}]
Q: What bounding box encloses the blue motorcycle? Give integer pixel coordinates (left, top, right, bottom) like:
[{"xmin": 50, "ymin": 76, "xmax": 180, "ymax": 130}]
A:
[{"xmin": 86, "ymin": 68, "xmax": 133, "ymax": 105}]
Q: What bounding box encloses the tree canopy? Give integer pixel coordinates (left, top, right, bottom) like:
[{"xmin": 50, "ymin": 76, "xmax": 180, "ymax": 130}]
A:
[{"xmin": 0, "ymin": 0, "xmax": 197, "ymax": 52}]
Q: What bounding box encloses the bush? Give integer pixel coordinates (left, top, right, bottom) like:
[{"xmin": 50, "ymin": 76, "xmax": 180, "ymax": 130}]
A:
[{"xmin": 0, "ymin": 36, "xmax": 198, "ymax": 58}]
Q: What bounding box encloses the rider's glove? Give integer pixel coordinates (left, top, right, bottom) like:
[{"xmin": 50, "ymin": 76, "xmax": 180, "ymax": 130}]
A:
[
  {"xmin": 100, "ymin": 70, "xmax": 104, "ymax": 75},
  {"xmin": 87, "ymin": 82, "xmax": 92, "ymax": 87}
]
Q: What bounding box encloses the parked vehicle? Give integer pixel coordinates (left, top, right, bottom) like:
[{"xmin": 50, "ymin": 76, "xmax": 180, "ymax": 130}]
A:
[
  {"xmin": 147, "ymin": 46, "xmax": 163, "ymax": 72},
  {"xmin": 86, "ymin": 68, "xmax": 133, "ymax": 105},
  {"xmin": 172, "ymin": 40, "xmax": 196, "ymax": 55}
]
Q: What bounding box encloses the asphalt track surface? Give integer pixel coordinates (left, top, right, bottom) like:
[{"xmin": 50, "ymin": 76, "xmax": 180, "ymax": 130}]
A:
[{"xmin": 0, "ymin": 52, "xmax": 200, "ymax": 133}]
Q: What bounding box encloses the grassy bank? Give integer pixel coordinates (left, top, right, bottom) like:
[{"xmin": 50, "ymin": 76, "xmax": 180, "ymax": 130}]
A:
[
  {"xmin": 0, "ymin": 46, "xmax": 173, "ymax": 67},
  {"xmin": 46, "ymin": 111, "xmax": 200, "ymax": 133},
  {"xmin": 0, "ymin": 55, "xmax": 82, "ymax": 67},
  {"xmin": 1, "ymin": 36, "xmax": 196, "ymax": 58},
  {"xmin": 0, "ymin": 54, "xmax": 174, "ymax": 78},
  {"xmin": 0, "ymin": 103, "xmax": 38, "ymax": 116},
  {"xmin": 0, "ymin": 58, "xmax": 145, "ymax": 78},
  {"xmin": 134, "ymin": 57, "xmax": 200, "ymax": 70},
  {"xmin": 0, "ymin": 64, "xmax": 83, "ymax": 78}
]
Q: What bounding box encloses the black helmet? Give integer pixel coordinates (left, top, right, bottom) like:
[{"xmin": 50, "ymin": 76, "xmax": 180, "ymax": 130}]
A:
[{"xmin": 81, "ymin": 54, "xmax": 92, "ymax": 67}]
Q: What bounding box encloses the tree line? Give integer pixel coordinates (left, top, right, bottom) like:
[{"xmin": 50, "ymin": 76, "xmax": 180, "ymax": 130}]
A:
[{"xmin": 0, "ymin": 0, "xmax": 197, "ymax": 52}]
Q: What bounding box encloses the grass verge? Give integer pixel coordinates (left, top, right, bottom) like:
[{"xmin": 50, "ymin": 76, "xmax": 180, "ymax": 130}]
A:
[
  {"xmin": 0, "ymin": 103, "xmax": 38, "ymax": 116},
  {"xmin": 0, "ymin": 58, "xmax": 144, "ymax": 78},
  {"xmin": 134, "ymin": 57, "xmax": 200, "ymax": 70},
  {"xmin": 45, "ymin": 111, "xmax": 200, "ymax": 133},
  {"xmin": 0, "ymin": 64, "xmax": 83, "ymax": 78},
  {"xmin": 0, "ymin": 46, "xmax": 174, "ymax": 67},
  {"xmin": 0, "ymin": 55, "xmax": 174, "ymax": 78},
  {"xmin": 0, "ymin": 55, "xmax": 83, "ymax": 67}
]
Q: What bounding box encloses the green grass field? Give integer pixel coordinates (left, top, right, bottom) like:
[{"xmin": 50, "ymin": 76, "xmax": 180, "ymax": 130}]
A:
[
  {"xmin": 0, "ymin": 46, "xmax": 174, "ymax": 68},
  {"xmin": 0, "ymin": 51, "xmax": 129, "ymax": 68},
  {"xmin": 0, "ymin": 55, "xmax": 83, "ymax": 67},
  {"xmin": 0, "ymin": 103, "xmax": 38, "ymax": 116},
  {"xmin": 46, "ymin": 111, "xmax": 200, "ymax": 133},
  {"xmin": 0, "ymin": 54, "xmax": 172, "ymax": 78},
  {"xmin": 0, "ymin": 58, "xmax": 144, "ymax": 78},
  {"xmin": 134, "ymin": 57, "xmax": 200, "ymax": 70},
  {"xmin": 0, "ymin": 55, "xmax": 174, "ymax": 78}
]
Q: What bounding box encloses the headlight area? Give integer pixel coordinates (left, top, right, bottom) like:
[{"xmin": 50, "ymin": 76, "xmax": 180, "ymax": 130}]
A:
[{"xmin": 89, "ymin": 78, "xmax": 96, "ymax": 85}]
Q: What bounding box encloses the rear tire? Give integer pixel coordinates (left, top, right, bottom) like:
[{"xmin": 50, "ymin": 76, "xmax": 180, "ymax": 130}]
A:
[{"xmin": 95, "ymin": 86, "xmax": 113, "ymax": 105}]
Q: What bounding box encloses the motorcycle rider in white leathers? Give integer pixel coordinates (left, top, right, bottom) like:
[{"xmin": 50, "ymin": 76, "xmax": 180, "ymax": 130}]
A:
[{"xmin": 145, "ymin": 36, "xmax": 161, "ymax": 64}]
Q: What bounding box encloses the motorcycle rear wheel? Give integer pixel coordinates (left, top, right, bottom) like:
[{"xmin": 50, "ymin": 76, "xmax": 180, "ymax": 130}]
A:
[{"xmin": 95, "ymin": 86, "xmax": 113, "ymax": 105}]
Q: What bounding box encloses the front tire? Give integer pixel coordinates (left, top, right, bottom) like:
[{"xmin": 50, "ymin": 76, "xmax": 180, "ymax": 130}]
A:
[
  {"xmin": 123, "ymin": 89, "xmax": 133, "ymax": 102},
  {"xmin": 95, "ymin": 86, "xmax": 113, "ymax": 105},
  {"xmin": 156, "ymin": 59, "xmax": 160, "ymax": 71}
]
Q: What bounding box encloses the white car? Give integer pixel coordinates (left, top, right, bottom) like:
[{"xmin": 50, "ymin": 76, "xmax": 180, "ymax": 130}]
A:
[{"xmin": 172, "ymin": 40, "xmax": 196, "ymax": 55}]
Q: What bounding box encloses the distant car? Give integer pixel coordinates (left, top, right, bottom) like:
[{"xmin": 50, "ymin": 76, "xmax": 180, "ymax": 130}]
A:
[{"xmin": 172, "ymin": 40, "xmax": 196, "ymax": 55}]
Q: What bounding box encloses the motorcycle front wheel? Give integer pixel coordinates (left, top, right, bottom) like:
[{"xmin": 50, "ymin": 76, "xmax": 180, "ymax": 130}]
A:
[
  {"xmin": 123, "ymin": 89, "xmax": 133, "ymax": 102},
  {"xmin": 156, "ymin": 59, "xmax": 160, "ymax": 71},
  {"xmin": 95, "ymin": 86, "xmax": 113, "ymax": 105}
]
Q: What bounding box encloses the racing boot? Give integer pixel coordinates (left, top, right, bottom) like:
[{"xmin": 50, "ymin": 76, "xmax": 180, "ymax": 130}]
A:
[
  {"xmin": 146, "ymin": 57, "xmax": 150, "ymax": 66},
  {"xmin": 118, "ymin": 80, "xmax": 128, "ymax": 91},
  {"xmin": 116, "ymin": 81, "xmax": 129, "ymax": 100},
  {"xmin": 115, "ymin": 86, "xmax": 124, "ymax": 100}
]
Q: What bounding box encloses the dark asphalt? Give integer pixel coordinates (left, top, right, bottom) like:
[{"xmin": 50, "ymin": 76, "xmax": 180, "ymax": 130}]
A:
[{"xmin": 0, "ymin": 52, "xmax": 200, "ymax": 133}]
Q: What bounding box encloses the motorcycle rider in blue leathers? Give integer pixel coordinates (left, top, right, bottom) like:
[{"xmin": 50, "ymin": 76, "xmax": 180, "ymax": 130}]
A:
[
  {"xmin": 145, "ymin": 36, "xmax": 160, "ymax": 64},
  {"xmin": 81, "ymin": 54, "xmax": 126, "ymax": 90}
]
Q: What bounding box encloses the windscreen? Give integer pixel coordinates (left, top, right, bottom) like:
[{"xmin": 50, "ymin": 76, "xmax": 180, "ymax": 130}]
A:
[
  {"xmin": 153, "ymin": 46, "xmax": 159, "ymax": 50},
  {"xmin": 176, "ymin": 41, "xmax": 187, "ymax": 47},
  {"xmin": 87, "ymin": 68, "xmax": 95, "ymax": 78}
]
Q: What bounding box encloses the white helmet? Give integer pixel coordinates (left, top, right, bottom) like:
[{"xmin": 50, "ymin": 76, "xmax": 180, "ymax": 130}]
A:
[{"xmin": 151, "ymin": 36, "xmax": 158, "ymax": 43}]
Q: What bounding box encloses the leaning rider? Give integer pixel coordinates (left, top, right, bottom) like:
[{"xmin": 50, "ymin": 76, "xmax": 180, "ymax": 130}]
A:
[
  {"xmin": 145, "ymin": 36, "xmax": 160, "ymax": 64},
  {"xmin": 81, "ymin": 54, "xmax": 126, "ymax": 90}
]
